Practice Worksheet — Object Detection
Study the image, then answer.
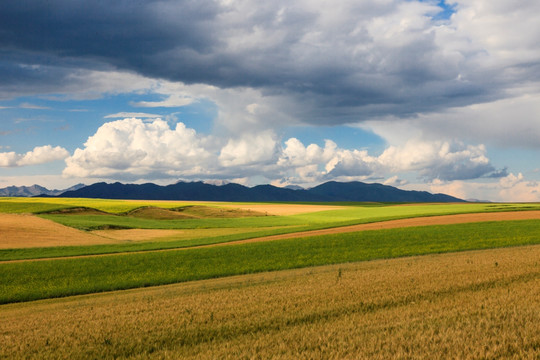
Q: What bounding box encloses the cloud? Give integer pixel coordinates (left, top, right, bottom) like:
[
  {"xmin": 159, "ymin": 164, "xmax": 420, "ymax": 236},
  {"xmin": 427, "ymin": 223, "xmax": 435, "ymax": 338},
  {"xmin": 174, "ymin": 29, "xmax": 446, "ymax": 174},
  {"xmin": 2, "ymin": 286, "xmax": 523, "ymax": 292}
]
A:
[
  {"xmin": 63, "ymin": 118, "xmax": 214, "ymax": 180},
  {"xmin": 378, "ymin": 140, "xmax": 498, "ymax": 181},
  {"xmin": 0, "ymin": 145, "xmax": 69, "ymax": 167},
  {"xmin": 0, "ymin": 61, "xmax": 157, "ymax": 100},
  {"xmin": 219, "ymin": 131, "xmax": 279, "ymax": 167},
  {"xmin": 19, "ymin": 103, "xmax": 51, "ymax": 110},
  {"xmin": 277, "ymin": 138, "xmax": 378, "ymax": 182},
  {"xmin": 276, "ymin": 138, "xmax": 499, "ymax": 185},
  {"xmin": 383, "ymin": 176, "xmax": 408, "ymax": 187},
  {"xmin": 63, "ymin": 118, "xmax": 500, "ymax": 186},
  {"xmin": 131, "ymin": 95, "xmax": 194, "ymax": 108},
  {"xmin": 0, "ymin": 152, "xmax": 18, "ymax": 167},
  {"xmin": 2, "ymin": 0, "xmax": 540, "ymax": 124},
  {"xmin": 428, "ymin": 172, "xmax": 540, "ymax": 202},
  {"xmin": 364, "ymin": 92, "xmax": 540, "ymax": 149},
  {"xmin": 104, "ymin": 112, "xmax": 162, "ymax": 119}
]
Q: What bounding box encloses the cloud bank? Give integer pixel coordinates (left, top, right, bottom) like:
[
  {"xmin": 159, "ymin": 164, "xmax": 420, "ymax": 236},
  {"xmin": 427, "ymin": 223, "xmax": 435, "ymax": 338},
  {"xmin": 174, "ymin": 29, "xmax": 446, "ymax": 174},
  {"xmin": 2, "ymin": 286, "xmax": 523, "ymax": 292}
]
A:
[
  {"xmin": 1, "ymin": 0, "xmax": 539, "ymax": 124},
  {"xmin": 63, "ymin": 118, "xmax": 501, "ymax": 185}
]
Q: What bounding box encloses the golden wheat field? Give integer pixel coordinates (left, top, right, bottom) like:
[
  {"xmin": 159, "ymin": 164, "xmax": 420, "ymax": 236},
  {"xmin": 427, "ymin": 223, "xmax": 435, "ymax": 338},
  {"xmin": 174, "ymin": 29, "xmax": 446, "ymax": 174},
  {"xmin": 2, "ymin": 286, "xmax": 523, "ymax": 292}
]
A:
[{"xmin": 1, "ymin": 244, "xmax": 539, "ymax": 359}]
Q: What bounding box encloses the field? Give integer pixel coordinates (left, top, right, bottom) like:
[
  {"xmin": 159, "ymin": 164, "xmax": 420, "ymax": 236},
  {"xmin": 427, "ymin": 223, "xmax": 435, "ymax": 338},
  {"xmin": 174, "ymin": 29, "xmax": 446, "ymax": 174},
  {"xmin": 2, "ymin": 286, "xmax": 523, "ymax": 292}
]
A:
[{"xmin": 1, "ymin": 198, "xmax": 540, "ymax": 358}]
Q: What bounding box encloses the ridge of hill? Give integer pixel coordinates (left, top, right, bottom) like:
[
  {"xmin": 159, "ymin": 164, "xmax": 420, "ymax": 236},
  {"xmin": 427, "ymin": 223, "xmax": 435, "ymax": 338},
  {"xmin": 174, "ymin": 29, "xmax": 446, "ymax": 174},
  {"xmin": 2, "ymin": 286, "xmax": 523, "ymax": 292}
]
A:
[
  {"xmin": 0, "ymin": 183, "xmax": 85, "ymax": 197},
  {"xmin": 55, "ymin": 180, "xmax": 464, "ymax": 202}
]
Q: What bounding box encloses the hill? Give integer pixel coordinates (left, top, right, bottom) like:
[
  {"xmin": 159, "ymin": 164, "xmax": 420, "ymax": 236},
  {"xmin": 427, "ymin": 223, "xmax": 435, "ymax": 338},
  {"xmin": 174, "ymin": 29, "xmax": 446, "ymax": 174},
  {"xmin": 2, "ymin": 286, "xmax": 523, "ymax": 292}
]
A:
[{"xmin": 56, "ymin": 180, "xmax": 464, "ymax": 202}]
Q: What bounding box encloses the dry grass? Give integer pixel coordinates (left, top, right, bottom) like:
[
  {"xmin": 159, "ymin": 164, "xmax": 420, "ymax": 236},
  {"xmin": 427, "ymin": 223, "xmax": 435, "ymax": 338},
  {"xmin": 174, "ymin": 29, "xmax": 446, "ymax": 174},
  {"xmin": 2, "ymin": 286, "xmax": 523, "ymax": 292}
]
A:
[
  {"xmin": 1, "ymin": 244, "xmax": 539, "ymax": 359},
  {"xmin": 43, "ymin": 207, "xmax": 109, "ymax": 215},
  {"xmin": 0, "ymin": 213, "xmax": 273, "ymax": 249},
  {"xmin": 125, "ymin": 205, "xmax": 267, "ymax": 220},
  {"xmin": 217, "ymin": 203, "xmax": 347, "ymax": 215},
  {"xmin": 0, "ymin": 212, "xmax": 292, "ymax": 248},
  {"xmin": 90, "ymin": 227, "xmax": 288, "ymax": 243},
  {"xmin": 0, "ymin": 214, "xmax": 109, "ymax": 249}
]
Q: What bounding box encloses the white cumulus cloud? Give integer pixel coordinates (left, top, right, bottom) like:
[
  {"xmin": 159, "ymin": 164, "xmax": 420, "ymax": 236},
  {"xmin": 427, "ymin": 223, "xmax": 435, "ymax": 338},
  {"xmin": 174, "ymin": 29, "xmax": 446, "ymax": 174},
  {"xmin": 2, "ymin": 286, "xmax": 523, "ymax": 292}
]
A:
[
  {"xmin": 61, "ymin": 118, "xmax": 501, "ymax": 191},
  {"xmin": 378, "ymin": 140, "xmax": 495, "ymax": 181},
  {"xmin": 63, "ymin": 118, "xmax": 213, "ymax": 179},
  {"xmin": 219, "ymin": 131, "xmax": 279, "ymax": 167},
  {"xmin": 0, "ymin": 145, "xmax": 69, "ymax": 167}
]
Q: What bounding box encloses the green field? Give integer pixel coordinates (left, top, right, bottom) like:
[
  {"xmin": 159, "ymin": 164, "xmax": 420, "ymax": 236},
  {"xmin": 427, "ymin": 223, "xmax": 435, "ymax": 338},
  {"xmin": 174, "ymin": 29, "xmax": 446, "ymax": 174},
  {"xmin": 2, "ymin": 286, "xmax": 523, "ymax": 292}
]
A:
[
  {"xmin": 2, "ymin": 219, "xmax": 540, "ymax": 304},
  {"xmin": 1, "ymin": 198, "xmax": 540, "ymax": 358},
  {"xmin": 2, "ymin": 197, "xmax": 540, "ymax": 261}
]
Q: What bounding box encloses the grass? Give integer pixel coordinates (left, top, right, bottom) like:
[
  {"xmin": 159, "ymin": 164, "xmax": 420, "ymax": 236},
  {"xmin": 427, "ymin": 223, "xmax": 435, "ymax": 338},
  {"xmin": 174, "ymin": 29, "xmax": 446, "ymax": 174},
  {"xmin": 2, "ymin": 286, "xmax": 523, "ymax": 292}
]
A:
[
  {"xmin": 2, "ymin": 200, "xmax": 540, "ymax": 261},
  {"xmin": 0, "ymin": 201, "xmax": 74, "ymax": 214},
  {"xmin": 2, "ymin": 199, "xmax": 540, "ymax": 358},
  {"xmin": 2, "ymin": 196, "xmax": 540, "ymax": 217},
  {"xmin": 0, "ymin": 225, "xmax": 305, "ymax": 261},
  {"xmin": 2, "ymin": 219, "xmax": 540, "ymax": 304},
  {"xmin": 34, "ymin": 202, "xmax": 540, "ymax": 232},
  {"xmin": 0, "ymin": 197, "xmax": 208, "ymax": 214},
  {"xmin": 38, "ymin": 212, "xmax": 303, "ymax": 230},
  {"xmin": 1, "ymin": 244, "xmax": 539, "ymax": 359}
]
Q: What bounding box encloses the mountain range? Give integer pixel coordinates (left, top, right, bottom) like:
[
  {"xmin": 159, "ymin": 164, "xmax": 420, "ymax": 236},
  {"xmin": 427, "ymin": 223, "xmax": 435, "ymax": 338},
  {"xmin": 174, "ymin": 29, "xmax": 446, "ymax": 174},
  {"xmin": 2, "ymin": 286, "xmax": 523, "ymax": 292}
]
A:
[
  {"xmin": 0, "ymin": 183, "xmax": 85, "ymax": 197},
  {"xmin": 46, "ymin": 180, "xmax": 464, "ymax": 202}
]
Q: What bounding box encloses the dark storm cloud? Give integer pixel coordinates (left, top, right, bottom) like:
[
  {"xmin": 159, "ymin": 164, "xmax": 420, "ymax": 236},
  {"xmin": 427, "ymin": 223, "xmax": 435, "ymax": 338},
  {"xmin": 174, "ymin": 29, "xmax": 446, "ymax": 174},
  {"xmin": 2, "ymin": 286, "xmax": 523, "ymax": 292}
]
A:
[
  {"xmin": 0, "ymin": 0, "xmax": 535, "ymax": 123},
  {"xmin": 0, "ymin": 1, "xmax": 218, "ymax": 57}
]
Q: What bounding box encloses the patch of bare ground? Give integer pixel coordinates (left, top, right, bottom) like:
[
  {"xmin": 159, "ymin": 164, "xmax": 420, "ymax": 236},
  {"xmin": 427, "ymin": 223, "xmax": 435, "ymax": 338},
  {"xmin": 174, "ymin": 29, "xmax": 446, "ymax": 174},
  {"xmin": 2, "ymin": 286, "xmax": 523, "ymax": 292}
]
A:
[
  {"xmin": 0, "ymin": 214, "xmax": 111, "ymax": 249},
  {"xmin": 1, "ymin": 245, "xmax": 539, "ymax": 359}
]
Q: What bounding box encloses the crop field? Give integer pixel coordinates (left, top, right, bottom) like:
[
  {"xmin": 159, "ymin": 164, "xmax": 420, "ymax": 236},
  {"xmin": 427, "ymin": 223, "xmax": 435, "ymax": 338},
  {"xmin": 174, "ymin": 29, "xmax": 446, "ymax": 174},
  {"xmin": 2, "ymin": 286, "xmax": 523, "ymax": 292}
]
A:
[{"xmin": 1, "ymin": 197, "xmax": 540, "ymax": 358}]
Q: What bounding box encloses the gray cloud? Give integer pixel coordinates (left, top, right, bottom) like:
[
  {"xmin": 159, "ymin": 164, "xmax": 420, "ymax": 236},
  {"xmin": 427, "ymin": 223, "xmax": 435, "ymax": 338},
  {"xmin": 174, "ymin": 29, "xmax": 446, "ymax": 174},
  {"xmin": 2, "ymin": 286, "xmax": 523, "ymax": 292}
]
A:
[{"xmin": 2, "ymin": 0, "xmax": 538, "ymax": 123}]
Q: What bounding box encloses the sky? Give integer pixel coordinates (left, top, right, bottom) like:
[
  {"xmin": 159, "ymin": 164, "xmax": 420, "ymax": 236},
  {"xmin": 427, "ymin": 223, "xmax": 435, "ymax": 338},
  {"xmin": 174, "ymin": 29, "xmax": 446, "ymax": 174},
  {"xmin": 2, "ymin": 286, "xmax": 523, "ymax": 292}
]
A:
[{"xmin": 1, "ymin": 0, "xmax": 540, "ymax": 201}]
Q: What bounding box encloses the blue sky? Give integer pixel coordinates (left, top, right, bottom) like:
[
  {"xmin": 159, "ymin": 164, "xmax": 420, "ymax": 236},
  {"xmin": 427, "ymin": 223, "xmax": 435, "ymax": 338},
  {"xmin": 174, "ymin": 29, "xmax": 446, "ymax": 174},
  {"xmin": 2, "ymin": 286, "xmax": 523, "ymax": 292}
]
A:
[{"xmin": 1, "ymin": 0, "xmax": 540, "ymax": 201}]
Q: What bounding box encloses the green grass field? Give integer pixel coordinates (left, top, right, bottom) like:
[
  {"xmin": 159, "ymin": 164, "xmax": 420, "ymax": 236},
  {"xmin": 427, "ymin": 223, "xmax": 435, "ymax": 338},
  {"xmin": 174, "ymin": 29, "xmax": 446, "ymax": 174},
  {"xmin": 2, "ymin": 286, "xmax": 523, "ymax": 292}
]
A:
[
  {"xmin": 2, "ymin": 219, "xmax": 540, "ymax": 304},
  {"xmin": 2, "ymin": 198, "xmax": 540, "ymax": 261},
  {"xmin": 0, "ymin": 197, "xmax": 205, "ymax": 214}
]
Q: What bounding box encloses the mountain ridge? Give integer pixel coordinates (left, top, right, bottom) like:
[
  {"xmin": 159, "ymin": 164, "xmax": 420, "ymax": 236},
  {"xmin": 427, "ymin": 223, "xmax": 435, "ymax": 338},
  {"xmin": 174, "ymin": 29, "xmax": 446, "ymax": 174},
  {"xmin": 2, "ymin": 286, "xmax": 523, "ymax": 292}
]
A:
[
  {"xmin": 0, "ymin": 183, "xmax": 85, "ymax": 197},
  {"xmin": 52, "ymin": 180, "xmax": 464, "ymax": 202}
]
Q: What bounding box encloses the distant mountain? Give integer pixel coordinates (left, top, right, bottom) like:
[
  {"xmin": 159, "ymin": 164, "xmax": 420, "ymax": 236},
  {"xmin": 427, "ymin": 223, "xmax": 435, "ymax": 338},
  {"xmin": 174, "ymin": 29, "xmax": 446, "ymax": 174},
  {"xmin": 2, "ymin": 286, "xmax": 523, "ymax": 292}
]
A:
[
  {"xmin": 307, "ymin": 181, "xmax": 462, "ymax": 202},
  {"xmin": 56, "ymin": 180, "xmax": 464, "ymax": 202},
  {"xmin": 0, "ymin": 183, "xmax": 85, "ymax": 197}
]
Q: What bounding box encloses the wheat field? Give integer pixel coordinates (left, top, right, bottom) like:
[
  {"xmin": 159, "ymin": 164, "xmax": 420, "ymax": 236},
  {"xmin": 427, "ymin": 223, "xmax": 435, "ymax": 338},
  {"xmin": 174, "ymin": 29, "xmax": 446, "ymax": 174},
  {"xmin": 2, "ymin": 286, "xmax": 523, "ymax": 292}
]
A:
[{"xmin": 2, "ymin": 243, "xmax": 539, "ymax": 359}]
